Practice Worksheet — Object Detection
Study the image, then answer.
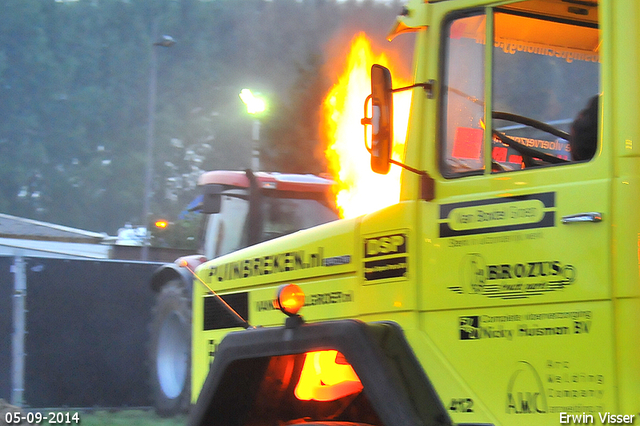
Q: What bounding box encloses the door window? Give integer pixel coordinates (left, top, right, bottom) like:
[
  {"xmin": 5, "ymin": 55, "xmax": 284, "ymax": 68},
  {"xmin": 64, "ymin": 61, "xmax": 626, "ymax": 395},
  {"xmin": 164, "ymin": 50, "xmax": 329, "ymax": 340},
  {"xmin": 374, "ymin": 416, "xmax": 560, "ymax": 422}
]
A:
[
  {"xmin": 441, "ymin": 13, "xmax": 487, "ymax": 176},
  {"xmin": 441, "ymin": 1, "xmax": 600, "ymax": 177}
]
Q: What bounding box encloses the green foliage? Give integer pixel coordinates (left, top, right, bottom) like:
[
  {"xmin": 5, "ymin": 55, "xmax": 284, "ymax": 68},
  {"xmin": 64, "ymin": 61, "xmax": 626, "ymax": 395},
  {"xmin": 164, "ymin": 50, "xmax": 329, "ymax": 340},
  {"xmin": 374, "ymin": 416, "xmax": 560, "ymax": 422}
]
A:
[
  {"xmin": 150, "ymin": 213, "xmax": 202, "ymax": 250},
  {"xmin": 0, "ymin": 0, "xmax": 407, "ymax": 240}
]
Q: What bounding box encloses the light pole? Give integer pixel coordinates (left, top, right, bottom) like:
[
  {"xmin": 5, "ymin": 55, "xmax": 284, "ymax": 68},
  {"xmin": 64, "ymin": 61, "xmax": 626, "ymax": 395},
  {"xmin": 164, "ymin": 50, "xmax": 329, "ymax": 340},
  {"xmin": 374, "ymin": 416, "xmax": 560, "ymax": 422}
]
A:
[
  {"xmin": 142, "ymin": 24, "xmax": 175, "ymax": 261},
  {"xmin": 239, "ymin": 89, "xmax": 266, "ymax": 171}
]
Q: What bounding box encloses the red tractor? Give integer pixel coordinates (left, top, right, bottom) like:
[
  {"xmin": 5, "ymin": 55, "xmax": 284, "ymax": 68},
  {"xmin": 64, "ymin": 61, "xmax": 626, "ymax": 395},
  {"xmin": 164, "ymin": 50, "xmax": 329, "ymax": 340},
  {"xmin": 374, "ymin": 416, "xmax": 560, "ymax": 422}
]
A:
[{"xmin": 148, "ymin": 169, "xmax": 338, "ymax": 416}]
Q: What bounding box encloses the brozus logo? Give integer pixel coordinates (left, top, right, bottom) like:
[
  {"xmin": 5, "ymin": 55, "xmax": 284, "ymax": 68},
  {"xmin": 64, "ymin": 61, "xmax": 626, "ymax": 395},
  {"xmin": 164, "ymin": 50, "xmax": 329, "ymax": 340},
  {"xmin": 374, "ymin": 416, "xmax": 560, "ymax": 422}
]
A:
[
  {"xmin": 485, "ymin": 261, "xmax": 572, "ymax": 281},
  {"xmin": 450, "ymin": 254, "xmax": 576, "ymax": 299}
]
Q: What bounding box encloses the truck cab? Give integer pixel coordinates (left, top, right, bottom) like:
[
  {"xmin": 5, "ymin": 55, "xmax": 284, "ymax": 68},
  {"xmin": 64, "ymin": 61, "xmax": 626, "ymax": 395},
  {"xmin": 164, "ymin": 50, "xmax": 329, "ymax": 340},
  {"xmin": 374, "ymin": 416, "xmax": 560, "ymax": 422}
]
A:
[{"xmin": 190, "ymin": 1, "xmax": 639, "ymax": 425}]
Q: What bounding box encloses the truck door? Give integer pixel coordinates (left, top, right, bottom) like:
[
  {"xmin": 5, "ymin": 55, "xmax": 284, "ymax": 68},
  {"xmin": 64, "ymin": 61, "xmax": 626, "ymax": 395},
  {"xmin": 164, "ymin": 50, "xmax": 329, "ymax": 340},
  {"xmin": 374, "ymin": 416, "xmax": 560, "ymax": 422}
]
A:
[{"xmin": 422, "ymin": 1, "xmax": 615, "ymax": 420}]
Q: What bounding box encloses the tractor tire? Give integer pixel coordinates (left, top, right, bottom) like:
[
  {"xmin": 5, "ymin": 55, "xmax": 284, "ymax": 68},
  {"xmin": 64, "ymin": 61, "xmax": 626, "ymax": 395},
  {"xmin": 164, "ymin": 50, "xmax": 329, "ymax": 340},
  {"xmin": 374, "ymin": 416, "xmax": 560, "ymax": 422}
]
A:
[{"xmin": 149, "ymin": 280, "xmax": 192, "ymax": 417}]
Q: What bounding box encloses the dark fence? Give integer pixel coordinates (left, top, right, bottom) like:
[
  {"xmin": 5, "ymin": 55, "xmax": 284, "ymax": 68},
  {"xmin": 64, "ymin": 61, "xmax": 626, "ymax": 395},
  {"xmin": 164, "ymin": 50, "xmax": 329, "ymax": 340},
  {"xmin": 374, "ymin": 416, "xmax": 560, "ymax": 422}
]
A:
[{"xmin": 0, "ymin": 257, "xmax": 162, "ymax": 408}]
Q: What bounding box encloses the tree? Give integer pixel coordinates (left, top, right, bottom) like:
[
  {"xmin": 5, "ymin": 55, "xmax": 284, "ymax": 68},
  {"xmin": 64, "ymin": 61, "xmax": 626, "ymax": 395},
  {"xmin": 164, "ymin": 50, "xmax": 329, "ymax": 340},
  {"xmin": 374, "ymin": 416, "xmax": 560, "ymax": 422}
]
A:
[{"xmin": 0, "ymin": 0, "xmax": 410, "ymax": 240}]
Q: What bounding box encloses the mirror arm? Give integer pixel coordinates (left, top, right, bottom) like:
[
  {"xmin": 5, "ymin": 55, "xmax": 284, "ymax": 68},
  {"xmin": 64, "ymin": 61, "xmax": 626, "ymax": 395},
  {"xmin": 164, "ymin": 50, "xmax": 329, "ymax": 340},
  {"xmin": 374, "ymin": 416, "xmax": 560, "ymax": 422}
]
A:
[
  {"xmin": 362, "ymin": 70, "xmax": 436, "ymax": 199},
  {"xmin": 389, "ymin": 160, "xmax": 434, "ymax": 201},
  {"xmin": 389, "ymin": 158, "xmax": 427, "ymax": 176},
  {"xmin": 362, "ymin": 84, "xmax": 433, "ymax": 176},
  {"xmin": 392, "ymin": 80, "xmax": 434, "ymax": 98}
]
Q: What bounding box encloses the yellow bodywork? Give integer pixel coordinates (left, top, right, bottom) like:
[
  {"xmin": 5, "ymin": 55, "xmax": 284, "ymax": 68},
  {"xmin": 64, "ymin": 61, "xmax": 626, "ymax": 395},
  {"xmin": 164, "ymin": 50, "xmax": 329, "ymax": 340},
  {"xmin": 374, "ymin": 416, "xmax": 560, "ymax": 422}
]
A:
[{"xmin": 192, "ymin": 0, "xmax": 640, "ymax": 424}]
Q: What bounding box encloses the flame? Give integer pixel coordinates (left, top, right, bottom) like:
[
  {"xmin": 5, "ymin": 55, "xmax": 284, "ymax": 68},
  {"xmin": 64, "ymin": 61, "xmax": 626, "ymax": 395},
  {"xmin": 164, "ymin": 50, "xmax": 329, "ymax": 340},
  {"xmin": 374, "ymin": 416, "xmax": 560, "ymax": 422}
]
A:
[
  {"xmin": 294, "ymin": 350, "xmax": 363, "ymax": 401},
  {"xmin": 323, "ymin": 33, "xmax": 412, "ymax": 219}
]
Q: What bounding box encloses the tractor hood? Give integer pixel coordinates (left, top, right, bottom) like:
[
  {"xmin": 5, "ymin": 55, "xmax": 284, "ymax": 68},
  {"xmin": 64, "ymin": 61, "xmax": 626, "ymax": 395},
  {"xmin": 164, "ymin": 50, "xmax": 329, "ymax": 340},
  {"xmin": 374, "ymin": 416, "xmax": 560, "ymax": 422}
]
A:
[{"xmin": 193, "ymin": 201, "xmax": 415, "ymax": 328}]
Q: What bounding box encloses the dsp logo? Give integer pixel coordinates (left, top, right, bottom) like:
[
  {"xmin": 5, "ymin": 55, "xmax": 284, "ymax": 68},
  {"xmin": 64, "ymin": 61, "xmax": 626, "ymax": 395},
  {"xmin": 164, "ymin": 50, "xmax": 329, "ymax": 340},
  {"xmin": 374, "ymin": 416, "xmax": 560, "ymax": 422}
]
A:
[
  {"xmin": 363, "ymin": 232, "xmax": 409, "ymax": 282},
  {"xmin": 364, "ymin": 234, "xmax": 407, "ymax": 258}
]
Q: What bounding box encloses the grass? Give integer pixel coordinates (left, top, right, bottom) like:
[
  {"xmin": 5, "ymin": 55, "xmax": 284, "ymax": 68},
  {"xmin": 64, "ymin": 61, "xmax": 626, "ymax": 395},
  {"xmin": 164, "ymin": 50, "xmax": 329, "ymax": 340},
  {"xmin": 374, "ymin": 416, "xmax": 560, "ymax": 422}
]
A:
[{"xmin": 77, "ymin": 409, "xmax": 187, "ymax": 426}]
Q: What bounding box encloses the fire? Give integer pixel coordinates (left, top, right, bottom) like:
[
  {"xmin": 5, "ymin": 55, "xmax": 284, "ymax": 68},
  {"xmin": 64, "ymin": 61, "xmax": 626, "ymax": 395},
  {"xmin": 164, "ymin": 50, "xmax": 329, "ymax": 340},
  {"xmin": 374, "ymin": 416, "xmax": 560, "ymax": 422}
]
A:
[{"xmin": 323, "ymin": 33, "xmax": 412, "ymax": 219}]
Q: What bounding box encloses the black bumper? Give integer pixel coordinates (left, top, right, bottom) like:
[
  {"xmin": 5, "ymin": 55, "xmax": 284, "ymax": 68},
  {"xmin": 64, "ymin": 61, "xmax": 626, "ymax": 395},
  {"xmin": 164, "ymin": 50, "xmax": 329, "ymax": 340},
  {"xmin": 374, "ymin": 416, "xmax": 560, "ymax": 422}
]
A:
[{"xmin": 188, "ymin": 319, "xmax": 452, "ymax": 426}]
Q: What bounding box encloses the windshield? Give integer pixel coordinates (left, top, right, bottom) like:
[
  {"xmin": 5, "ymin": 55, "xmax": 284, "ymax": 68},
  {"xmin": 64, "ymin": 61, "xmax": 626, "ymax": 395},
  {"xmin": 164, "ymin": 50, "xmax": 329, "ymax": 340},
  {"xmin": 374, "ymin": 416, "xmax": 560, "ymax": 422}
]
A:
[
  {"xmin": 260, "ymin": 197, "xmax": 338, "ymax": 243},
  {"xmin": 203, "ymin": 193, "xmax": 338, "ymax": 259}
]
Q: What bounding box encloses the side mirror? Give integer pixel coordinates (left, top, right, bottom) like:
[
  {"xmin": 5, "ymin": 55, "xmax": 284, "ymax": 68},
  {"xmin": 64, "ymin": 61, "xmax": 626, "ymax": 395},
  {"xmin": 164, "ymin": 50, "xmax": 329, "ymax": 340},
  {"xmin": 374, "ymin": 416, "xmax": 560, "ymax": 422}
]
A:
[
  {"xmin": 202, "ymin": 184, "xmax": 223, "ymax": 214},
  {"xmin": 369, "ymin": 64, "xmax": 393, "ymax": 175}
]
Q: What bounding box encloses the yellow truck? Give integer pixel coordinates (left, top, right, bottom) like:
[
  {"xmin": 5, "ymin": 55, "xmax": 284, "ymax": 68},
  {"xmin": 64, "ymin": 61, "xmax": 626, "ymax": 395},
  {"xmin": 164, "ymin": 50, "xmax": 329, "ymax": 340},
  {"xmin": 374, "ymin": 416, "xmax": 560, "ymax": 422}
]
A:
[{"xmin": 188, "ymin": 1, "xmax": 640, "ymax": 425}]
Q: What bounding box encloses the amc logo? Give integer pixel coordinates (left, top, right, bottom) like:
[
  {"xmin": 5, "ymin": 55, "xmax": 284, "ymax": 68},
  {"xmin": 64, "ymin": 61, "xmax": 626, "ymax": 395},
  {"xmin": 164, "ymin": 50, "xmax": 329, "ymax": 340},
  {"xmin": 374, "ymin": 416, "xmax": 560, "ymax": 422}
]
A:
[
  {"xmin": 364, "ymin": 234, "xmax": 407, "ymax": 258},
  {"xmin": 506, "ymin": 361, "xmax": 548, "ymax": 414}
]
